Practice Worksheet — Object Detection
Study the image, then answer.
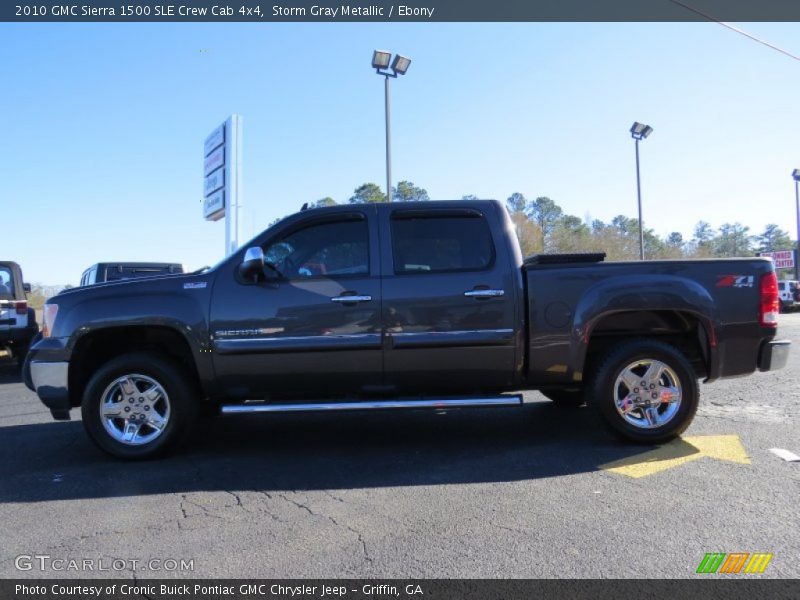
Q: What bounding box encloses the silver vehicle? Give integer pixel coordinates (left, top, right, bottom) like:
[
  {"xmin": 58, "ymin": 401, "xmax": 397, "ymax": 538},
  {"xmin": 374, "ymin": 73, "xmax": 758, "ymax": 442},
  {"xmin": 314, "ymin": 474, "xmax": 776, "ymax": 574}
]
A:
[{"xmin": 778, "ymin": 280, "xmax": 799, "ymax": 312}]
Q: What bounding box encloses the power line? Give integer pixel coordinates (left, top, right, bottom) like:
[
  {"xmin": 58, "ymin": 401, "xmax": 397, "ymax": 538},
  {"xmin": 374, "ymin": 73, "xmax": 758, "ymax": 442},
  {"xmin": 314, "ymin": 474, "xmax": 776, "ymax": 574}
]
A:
[{"xmin": 667, "ymin": 0, "xmax": 800, "ymax": 63}]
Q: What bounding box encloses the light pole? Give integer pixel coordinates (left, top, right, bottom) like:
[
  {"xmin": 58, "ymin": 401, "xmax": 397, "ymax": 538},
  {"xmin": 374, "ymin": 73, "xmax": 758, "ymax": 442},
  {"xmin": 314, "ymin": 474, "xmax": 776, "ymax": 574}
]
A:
[
  {"xmin": 630, "ymin": 122, "xmax": 653, "ymax": 260},
  {"xmin": 793, "ymin": 169, "xmax": 800, "ymax": 280},
  {"xmin": 372, "ymin": 50, "xmax": 411, "ymax": 202}
]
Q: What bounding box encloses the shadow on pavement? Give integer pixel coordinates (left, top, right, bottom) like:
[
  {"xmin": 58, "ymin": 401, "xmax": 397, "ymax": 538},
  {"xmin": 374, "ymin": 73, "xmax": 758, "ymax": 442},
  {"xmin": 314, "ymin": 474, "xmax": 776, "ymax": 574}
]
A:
[
  {"xmin": 0, "ymin": 401, "xmax": 703, "ymax": 504},
  {"xmin": 0, "ymin": 361, "xmax": 22, "ymax": 384}
]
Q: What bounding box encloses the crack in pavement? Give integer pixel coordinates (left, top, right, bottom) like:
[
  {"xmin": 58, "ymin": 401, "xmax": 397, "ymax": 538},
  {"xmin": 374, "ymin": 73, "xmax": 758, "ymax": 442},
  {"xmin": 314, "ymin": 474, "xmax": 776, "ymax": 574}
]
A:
[{"xmin": 277, "ymin": 492, "xmax": 373, "ymax": 564}]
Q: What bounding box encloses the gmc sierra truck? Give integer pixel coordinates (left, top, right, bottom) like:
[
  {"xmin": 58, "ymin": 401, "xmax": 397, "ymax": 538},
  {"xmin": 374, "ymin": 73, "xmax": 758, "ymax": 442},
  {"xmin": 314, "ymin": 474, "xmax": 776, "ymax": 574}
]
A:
[{"xmin": 25, "ymin": 200, "xmax": 790, "ymax": 459}]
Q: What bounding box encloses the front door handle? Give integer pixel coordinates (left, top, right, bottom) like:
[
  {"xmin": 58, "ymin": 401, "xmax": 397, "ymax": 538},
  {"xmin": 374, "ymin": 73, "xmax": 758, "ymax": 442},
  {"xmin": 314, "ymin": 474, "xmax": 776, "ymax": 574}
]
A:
[
  {"xmin": 464, "ymin": 289, "xmax": 505, "ymax": 299},
  {"xmin": 331, "ymin": 294, "xmax": 372, "ymax": 304}
]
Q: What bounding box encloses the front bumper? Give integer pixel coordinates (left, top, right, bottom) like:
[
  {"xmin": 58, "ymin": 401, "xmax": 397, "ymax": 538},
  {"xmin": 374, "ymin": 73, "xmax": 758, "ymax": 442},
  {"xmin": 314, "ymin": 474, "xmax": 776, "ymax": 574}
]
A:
[
  {"xmin": 30, "ymin": 361, "xmax": 71, "ymax": 420},
  {"xmin": 758, "ymin": 339, "xmax": 791, "ymax": 372}
]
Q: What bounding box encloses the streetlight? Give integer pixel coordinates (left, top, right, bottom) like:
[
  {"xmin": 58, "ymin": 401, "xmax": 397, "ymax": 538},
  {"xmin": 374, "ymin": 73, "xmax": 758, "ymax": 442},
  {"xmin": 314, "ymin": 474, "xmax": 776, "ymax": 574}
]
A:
[
  {"xmin": 372, "ymin": 50, "xmax": 412, "ymax": 202},
  {"xmin": 793, "ymin": 168, "xmax": 800, "ymax": 279},
  {"xmin": 630, "ymin": 122, "xmax": 653, "ymax": 260}
]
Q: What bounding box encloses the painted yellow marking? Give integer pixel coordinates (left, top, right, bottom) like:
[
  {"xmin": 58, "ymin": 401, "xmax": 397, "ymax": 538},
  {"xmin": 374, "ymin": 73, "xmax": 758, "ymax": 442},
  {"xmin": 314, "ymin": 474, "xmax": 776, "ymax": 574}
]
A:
[{"xmin": 600, "ymin": 435, "xmax": 750, "ymax": 478}]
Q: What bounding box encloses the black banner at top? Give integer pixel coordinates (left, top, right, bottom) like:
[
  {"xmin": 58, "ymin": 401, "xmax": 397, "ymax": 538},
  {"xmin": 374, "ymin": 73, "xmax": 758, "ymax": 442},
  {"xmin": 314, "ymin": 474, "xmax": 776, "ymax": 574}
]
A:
[{"xmin": 4, "ymin": 0, "xmax": 800, "ymax": 22}]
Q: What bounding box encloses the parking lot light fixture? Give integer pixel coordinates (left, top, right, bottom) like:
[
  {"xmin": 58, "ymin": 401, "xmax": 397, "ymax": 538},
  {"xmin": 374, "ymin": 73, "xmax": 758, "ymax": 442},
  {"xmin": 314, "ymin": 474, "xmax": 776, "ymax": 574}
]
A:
[
  {"xmin": 391, "ymin": 54, "xmax": 412, "ymax": 75},
  {"xmin": 793, "ymin": 169, "xmax": 800, "ymax": 279},
  {"xmin": 373, "ymin": 50, "xmax": 412, "ymax": 202},
  {"xmin": 630, "ymin": 122, "xmax": 654, "ymax": 260},
  {"xmin": 372, "ymin": 50, "xmax": 391, "ymax": 70},
  {"xmin": 630, "ymin": 122, "xmax": 653, "ymax": 140}
]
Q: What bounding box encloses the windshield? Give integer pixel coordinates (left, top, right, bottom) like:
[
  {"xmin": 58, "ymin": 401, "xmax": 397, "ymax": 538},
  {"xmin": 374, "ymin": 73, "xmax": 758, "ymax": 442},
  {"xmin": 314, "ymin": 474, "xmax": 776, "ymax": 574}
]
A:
[{"xmin": 0, "ymin": 266, "xmax": 14, "ymax": 299}]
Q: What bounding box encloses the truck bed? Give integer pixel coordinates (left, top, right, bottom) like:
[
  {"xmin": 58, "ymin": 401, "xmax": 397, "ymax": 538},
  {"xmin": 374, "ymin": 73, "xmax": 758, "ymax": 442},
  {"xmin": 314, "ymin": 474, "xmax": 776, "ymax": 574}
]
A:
[{"xmin": 523, "ymin": 257, "xmax": 776, "ymax": 386}]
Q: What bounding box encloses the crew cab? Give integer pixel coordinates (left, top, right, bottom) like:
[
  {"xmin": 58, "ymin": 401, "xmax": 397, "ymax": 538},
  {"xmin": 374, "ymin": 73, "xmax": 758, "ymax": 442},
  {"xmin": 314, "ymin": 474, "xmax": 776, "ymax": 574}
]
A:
[
  {"xmin": 25, "ymin": 200, "xmax": 790, "ymax": 459},
  {"xmin": 0, "ymin": 261, "xmax": 38, "ymax": 366}
]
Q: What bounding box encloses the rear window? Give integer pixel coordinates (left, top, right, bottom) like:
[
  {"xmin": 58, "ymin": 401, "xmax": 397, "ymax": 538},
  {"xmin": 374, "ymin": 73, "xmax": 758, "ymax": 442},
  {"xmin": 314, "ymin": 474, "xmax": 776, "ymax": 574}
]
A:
[
  {"xmin": 103, "ymin": 265, "xmax": 182, "ymax": 282},
  {"xmin": 0, "ymin": 266, "xmax": 14, "ymax": 298},
  {"xmin": 391, "ymin": 213, "xmax": 495, "ymax": 274}
]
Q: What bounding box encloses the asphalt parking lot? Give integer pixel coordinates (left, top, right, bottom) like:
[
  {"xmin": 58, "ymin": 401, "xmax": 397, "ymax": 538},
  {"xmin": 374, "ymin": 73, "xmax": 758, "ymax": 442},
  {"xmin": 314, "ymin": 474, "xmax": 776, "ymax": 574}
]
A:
[{"xmin": 1, "ymin": 316, "xmax": 799, "ymax": 579}]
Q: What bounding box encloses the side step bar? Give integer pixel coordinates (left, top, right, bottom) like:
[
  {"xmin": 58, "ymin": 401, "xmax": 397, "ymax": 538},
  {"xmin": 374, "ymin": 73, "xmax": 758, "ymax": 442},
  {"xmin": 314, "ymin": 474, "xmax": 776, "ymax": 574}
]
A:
[{"xmin": 220, "ymin": 395, "xmax": 523, "ymax": 415}]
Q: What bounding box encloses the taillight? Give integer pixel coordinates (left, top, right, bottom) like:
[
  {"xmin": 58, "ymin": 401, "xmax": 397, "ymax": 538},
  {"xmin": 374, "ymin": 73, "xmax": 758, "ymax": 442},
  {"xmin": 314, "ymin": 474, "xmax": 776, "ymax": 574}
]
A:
[
  {"xmin": 15, "ymin": 300, "xmax": 27, "ymax": 315},
  {"xmin": 760, "ymin": 272, "xmax": 779, "ymax": 327},
  {"xmin": 42, "ymin": 303, "xmax": 59, "ymax": 338}
]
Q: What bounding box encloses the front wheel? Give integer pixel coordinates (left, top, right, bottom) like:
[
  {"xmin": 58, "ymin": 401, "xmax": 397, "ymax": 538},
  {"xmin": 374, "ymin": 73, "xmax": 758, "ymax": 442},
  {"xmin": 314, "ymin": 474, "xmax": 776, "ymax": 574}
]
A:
[
  {"xmin": 81, "ymin": 353, "xmax": 196, "ymax": 459},
  {"xmin": 586, "ymin": 339, "xmax": 699, "ymax": 443}
]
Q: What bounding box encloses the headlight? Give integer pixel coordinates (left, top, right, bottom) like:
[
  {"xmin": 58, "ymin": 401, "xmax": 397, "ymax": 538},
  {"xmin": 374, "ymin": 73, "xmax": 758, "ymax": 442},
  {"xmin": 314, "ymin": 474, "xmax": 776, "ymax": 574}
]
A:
[{"xmin": 42, "ymin": 303, "xmax": 59, "ymax": 338}]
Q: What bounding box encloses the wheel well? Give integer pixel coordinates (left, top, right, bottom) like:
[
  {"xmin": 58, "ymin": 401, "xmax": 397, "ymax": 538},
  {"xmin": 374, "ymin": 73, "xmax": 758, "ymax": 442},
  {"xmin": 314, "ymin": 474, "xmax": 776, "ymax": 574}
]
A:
[
  {"xmin": 585, "ymin": 310, "xmax": 709, "ymax": 379},
  {"xmin": 68, "ymin": 326, "xmax": 200, "ymax": 407}
]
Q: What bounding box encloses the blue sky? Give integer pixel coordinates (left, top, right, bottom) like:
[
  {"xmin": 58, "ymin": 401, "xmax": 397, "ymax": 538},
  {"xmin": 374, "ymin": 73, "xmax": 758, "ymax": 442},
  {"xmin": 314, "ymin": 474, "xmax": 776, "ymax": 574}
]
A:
[{"xmin": 2, "ymin": 22, "xmax": 800, "ymax": 284}]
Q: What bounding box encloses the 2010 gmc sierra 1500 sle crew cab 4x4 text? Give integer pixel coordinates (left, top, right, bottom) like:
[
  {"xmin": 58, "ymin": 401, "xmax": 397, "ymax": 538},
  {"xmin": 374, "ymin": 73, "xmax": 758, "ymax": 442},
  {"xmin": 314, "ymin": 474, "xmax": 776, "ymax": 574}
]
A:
[{"xmin": 24, "ymin": 200, "xmax": 791, "ymax": 459}]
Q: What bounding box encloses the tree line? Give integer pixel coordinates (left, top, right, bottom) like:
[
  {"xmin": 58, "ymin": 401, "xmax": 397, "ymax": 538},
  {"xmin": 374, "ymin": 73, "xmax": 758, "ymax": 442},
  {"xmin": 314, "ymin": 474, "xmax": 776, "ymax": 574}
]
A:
[{"xmin": 309, "ymin": 183, "xmax": 796, "ymax": 262}]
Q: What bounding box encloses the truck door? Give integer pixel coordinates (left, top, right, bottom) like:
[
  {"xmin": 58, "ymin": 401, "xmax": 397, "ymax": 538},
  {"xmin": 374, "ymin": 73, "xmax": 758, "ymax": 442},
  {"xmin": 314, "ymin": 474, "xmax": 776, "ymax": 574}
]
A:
[
  {"xmin": 209, "ymin": 208, "xmax": 382, "ymax": 399},
  {"xmin": 379, "ymin": 205, "xmax": 518, "ymax": 394}
]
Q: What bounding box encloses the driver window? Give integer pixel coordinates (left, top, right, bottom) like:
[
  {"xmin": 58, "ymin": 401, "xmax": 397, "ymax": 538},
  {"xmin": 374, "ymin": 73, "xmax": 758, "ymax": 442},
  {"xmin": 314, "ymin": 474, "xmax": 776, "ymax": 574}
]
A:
[{"xmin": 263, "ymin": 218, "xmax": 369, "ymax": 279}]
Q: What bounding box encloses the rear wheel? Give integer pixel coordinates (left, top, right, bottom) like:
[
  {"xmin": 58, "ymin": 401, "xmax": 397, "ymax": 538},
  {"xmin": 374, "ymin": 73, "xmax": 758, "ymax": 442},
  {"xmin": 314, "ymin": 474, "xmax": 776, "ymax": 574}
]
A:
[
  {"xmin": 586, "ymin": 339, "xmax": 698, "ymax": 443},
  {"xmin": 81, "ymin": 353, "xmax": 196, "ymax": 459}
]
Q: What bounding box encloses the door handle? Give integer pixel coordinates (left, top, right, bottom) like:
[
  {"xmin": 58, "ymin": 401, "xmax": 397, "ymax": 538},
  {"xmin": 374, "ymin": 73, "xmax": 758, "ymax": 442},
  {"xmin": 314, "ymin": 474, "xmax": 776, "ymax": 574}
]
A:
[
  {"xmin": 331, "ymin": 294, "xmax": 372, "ymax": 303},
  {"xmin": 464, "ymin": 289, "xmax": 505, "ymax": 299}
]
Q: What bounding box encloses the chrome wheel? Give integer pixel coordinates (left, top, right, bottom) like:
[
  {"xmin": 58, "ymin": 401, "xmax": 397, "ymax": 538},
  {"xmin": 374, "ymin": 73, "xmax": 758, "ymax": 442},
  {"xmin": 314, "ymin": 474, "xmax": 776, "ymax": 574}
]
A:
[
  {"xmin": 99, "ymin": 374, "xmax": 171, "ymax": 446},
  {"xmin": 613, "ymin": 359, "xmax": 682, "ymax": 429}
]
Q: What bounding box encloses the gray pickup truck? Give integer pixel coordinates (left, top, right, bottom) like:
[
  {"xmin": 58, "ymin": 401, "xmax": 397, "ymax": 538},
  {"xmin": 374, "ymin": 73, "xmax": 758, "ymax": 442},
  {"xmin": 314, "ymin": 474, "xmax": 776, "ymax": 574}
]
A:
[{"xmin": 25, "ymin": 200, "xmax": 790, "ymax": 459}]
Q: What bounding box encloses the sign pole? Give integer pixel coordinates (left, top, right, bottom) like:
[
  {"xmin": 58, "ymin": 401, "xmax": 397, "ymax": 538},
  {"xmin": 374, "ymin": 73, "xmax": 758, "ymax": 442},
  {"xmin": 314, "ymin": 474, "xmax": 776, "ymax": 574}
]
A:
[
  {"xmin": 224, "ymin": 115, "xmax": 243, "ymax": 257},
  {"xmin": 795, "ymin": 178, "xmax": 799, "ymax": 280}
]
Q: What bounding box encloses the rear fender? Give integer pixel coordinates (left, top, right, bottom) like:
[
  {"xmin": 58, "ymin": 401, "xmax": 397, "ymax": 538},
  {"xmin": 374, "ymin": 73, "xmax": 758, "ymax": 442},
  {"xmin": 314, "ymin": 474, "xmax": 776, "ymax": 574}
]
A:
[{"xmin": 569, "ymin": 275, "xmax": 719, "ymax": 381}]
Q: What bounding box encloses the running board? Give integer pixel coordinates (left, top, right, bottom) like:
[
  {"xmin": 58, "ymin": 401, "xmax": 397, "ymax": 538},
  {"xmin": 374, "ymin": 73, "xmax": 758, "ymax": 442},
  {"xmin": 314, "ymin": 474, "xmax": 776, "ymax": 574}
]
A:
[{"xmin": 220, "ymin": 395, "xmax": 523, "ymax": 414}]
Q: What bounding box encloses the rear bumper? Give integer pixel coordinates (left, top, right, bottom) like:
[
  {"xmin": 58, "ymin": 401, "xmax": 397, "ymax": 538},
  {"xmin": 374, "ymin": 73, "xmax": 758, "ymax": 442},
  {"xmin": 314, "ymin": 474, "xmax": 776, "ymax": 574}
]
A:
[
  {"xmin": 758, "ymin": 339, "xmax": 791, "ymax": 372},
  {"xmin": 0, "ymin": 324, "xmax": 38, "ymax": 346}
]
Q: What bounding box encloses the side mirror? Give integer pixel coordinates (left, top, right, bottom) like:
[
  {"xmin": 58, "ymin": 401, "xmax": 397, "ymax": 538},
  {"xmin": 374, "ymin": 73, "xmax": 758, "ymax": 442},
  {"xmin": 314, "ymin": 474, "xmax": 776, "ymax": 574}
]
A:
[
  {"xmin": 23, "ymin": 283, "xmax": 31, "ymax": 293},
  {"xmin": 239, "ymin": 247, "xmax": 266, "ymax": 283}
]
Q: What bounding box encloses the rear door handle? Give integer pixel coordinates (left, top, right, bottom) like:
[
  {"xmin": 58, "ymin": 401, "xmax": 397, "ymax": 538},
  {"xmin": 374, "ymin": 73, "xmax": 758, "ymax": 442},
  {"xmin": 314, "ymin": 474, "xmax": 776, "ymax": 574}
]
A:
[
  {"xmin": 331, "ymin": 294, "xmax": 372, "ymax": 304},
  {"xmin": 464, "ymin": 289, "xmax": 504, "ymax": 299}
]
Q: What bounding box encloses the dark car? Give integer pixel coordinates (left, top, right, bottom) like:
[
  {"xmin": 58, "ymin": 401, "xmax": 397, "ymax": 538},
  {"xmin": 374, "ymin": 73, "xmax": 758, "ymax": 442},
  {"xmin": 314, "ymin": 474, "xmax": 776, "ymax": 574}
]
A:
[
  {"xmin": 0, "ymin": 261, "xmax": 39, "ymax": 366},
  {"xmin": 25, "ymin": 200, "xmax": 790, "ymax": 459},
  {"xmin": 79, "ymin": 262, "xmax": 184, "ymax": 286}
]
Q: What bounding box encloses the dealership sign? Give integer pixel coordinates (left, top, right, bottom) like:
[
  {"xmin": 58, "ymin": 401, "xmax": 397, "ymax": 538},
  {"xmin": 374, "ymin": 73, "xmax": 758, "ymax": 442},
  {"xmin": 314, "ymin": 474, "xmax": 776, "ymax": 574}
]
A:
[
  {"xmin": 203, "ymin": 115, "xmax": 243, "ymax": 257},
  {"xmin": 203, "ymin": 122, "xmax": 227, "ymax": 221},
  {"xmin": 760, "ymin": 250, "xmax": 795, "ymax": 269}
]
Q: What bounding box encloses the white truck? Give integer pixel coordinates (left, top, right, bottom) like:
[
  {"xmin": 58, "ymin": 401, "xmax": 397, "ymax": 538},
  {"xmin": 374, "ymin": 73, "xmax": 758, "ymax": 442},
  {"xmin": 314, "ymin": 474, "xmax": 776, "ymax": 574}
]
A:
[
  {"xmin": 0, "ymin": 261, "xmax": 38, "ymax": 366},
  {"xmin": 778, "ymin": 280, "xmax": 800, "ymax": 312}
]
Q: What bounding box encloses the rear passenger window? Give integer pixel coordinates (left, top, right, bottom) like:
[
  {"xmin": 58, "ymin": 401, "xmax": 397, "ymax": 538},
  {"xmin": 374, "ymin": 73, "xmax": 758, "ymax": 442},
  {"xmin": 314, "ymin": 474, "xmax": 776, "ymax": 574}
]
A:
[{"xmin": 391, "ymin": 214, "xmax": 495, "ymax": 274}]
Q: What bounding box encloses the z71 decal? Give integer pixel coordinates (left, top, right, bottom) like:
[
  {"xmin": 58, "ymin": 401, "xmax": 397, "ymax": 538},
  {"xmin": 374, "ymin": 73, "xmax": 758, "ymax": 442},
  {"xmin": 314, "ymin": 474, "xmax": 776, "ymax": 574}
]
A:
[{"xmin": 716, "ymin": 275, "xmax": 754, "ymax": 288}]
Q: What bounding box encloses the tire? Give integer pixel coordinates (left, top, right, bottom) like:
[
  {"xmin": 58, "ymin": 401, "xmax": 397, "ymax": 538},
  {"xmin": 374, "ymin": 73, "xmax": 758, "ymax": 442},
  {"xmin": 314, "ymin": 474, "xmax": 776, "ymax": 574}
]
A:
[
  {"xmin": 541, "ymin": 389, "xmax": 585, "ymax": 407},
  {"xmin": 585, "ymin": 338, "xmax": 699, "ymax": 444},
  {"xmin": 81, "ymin": 353, "xmax": 197, "ymax": 459}
]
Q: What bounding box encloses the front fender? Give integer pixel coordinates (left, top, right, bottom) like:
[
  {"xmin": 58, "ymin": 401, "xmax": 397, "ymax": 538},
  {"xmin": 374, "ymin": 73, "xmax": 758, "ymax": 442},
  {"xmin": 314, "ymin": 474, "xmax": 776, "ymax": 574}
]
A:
[
  {"xmin": 61, "ymin": 292, "xmax": 214, "ymax": 395},
  {"xmin": 569, "ymin": 274, "xmax": 719, "ymax": 380}
]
